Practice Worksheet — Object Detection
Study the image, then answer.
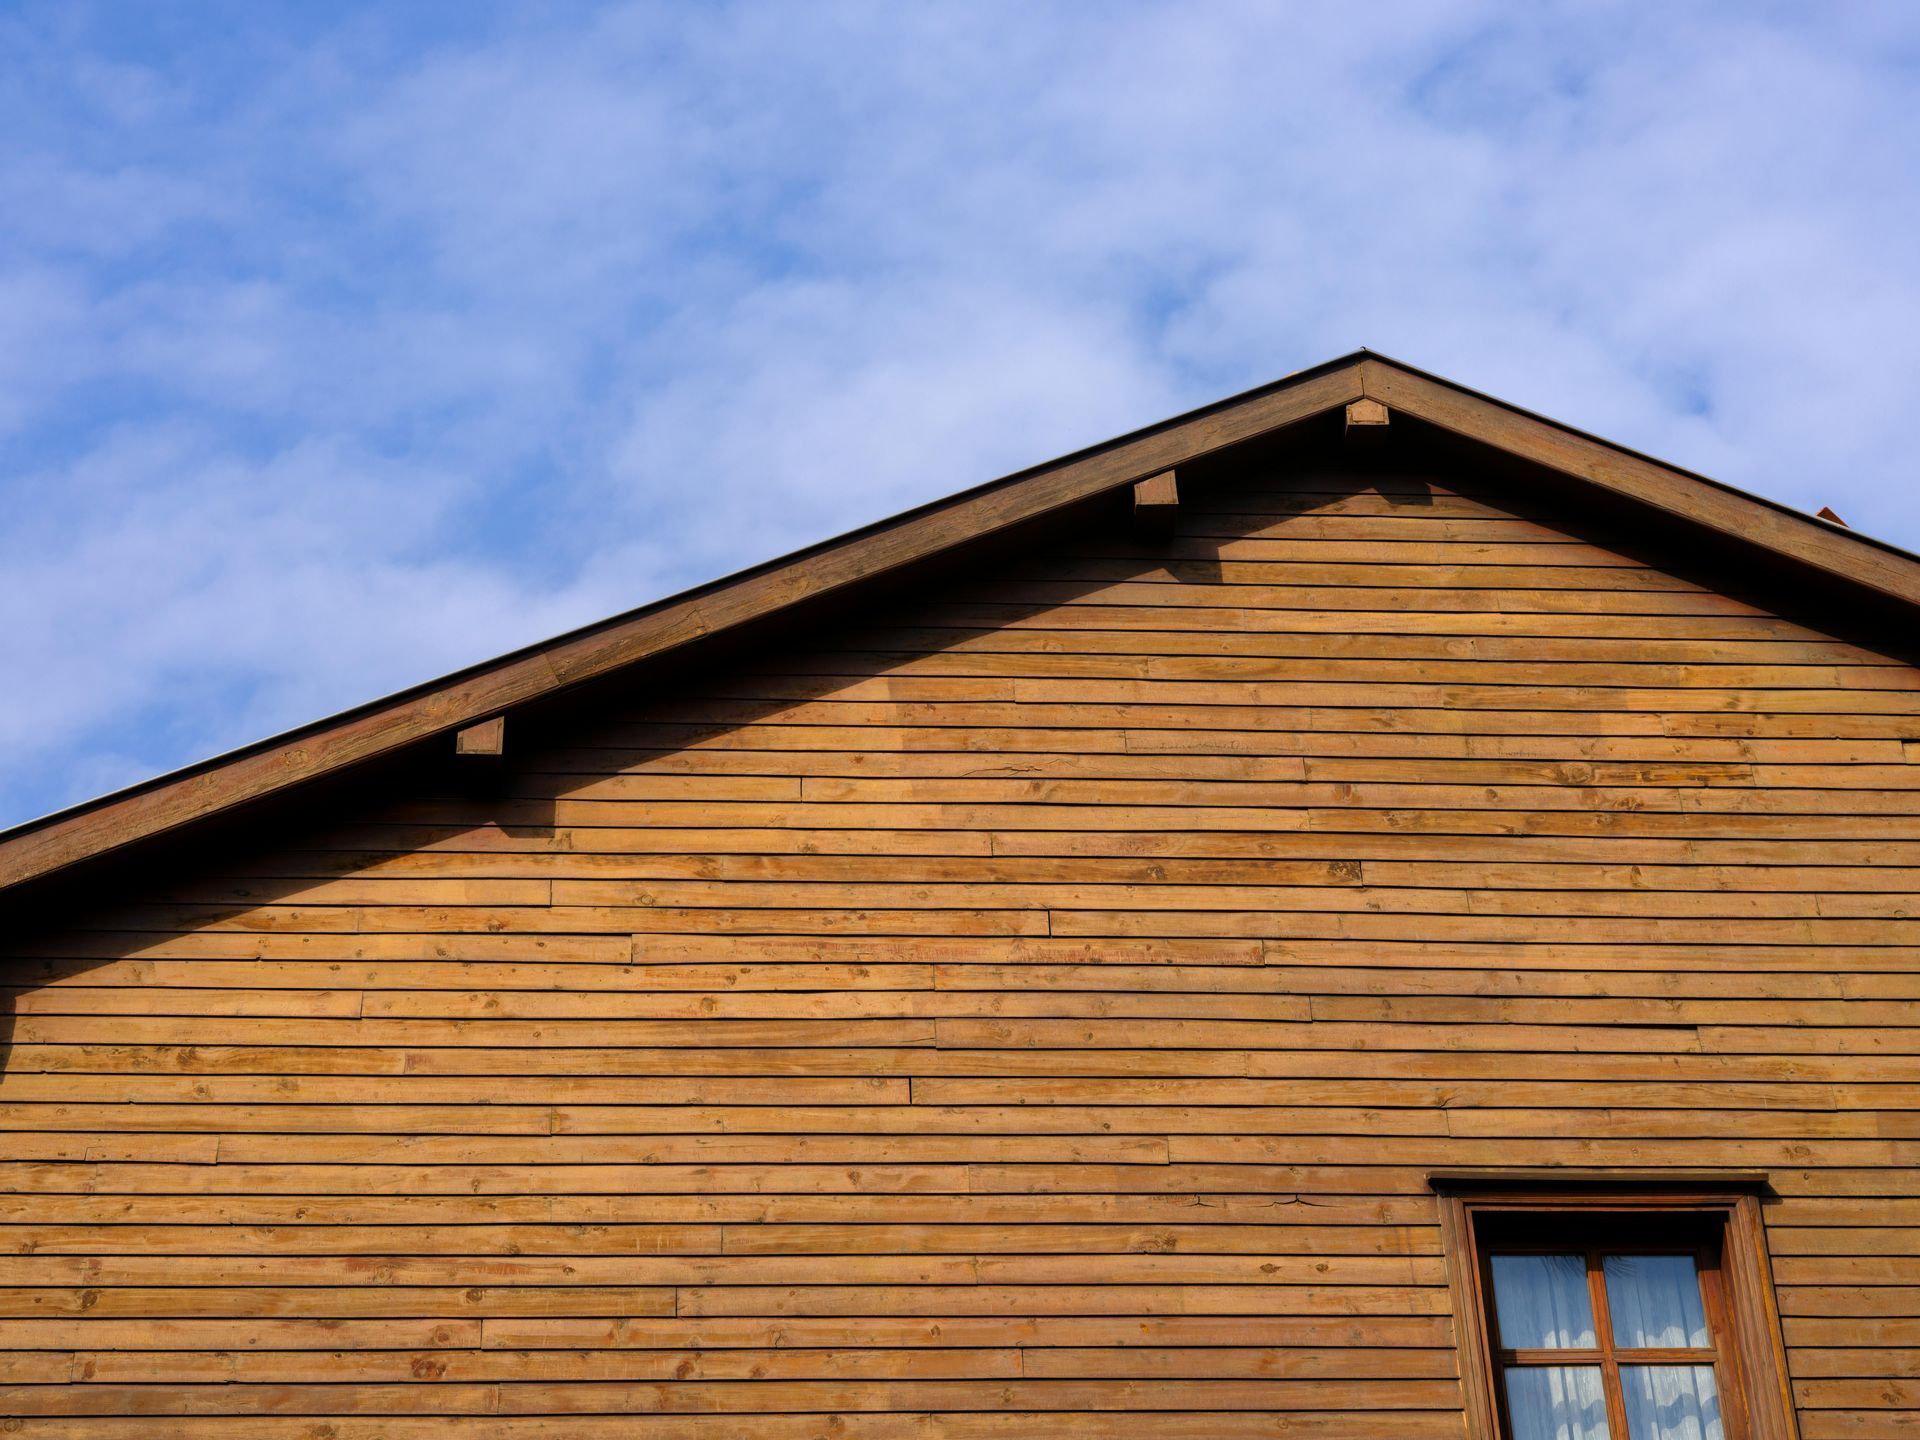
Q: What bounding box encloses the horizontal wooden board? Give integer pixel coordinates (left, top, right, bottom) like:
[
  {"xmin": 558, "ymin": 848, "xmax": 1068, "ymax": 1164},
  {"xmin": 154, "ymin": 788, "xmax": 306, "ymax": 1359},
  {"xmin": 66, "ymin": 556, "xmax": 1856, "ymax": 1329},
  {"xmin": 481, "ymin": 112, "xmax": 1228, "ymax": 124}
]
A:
[
  {"xmin": 3, "ymin": 458, "xmax": 1916, "ymax": 1433},
  {"xmin": 0, "ymin": 1416, "xmax": 1471, "ymax": 1439}
]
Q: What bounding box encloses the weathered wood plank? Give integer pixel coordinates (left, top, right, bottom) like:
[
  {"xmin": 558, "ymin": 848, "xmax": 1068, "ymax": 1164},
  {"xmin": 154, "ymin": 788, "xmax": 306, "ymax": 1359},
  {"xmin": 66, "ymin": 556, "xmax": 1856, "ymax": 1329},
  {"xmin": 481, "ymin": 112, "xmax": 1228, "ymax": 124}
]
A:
[{"xmin": 3, "ymin": 430, "xmax": 1916, "ymax": 1435}]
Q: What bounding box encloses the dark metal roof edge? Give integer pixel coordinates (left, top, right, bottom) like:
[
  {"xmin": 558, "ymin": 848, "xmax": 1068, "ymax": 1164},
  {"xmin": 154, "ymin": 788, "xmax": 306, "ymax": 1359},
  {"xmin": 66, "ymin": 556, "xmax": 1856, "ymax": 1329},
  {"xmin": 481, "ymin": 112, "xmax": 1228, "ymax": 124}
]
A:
[{"xmin": 0, "ymin": 351, "xmax": 1372, "ymax": 846}]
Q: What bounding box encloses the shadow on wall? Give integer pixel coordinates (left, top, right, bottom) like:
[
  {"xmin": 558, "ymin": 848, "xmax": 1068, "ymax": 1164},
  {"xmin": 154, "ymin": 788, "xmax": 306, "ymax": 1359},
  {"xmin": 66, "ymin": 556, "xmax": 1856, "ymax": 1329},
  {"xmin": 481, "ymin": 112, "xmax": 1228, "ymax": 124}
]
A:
[{"xmin": 0, "ymin": 440, "xmax": 1440, "ymax": 1089}]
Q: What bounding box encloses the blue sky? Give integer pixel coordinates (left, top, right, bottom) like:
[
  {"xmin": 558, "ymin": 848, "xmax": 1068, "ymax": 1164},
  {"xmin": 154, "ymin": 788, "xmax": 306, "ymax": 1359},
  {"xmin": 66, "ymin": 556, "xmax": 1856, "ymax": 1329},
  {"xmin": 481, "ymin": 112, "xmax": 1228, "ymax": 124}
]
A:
[{"xmin": 3, "ymin": 2, "xmax": 1920, "ymax": 828}]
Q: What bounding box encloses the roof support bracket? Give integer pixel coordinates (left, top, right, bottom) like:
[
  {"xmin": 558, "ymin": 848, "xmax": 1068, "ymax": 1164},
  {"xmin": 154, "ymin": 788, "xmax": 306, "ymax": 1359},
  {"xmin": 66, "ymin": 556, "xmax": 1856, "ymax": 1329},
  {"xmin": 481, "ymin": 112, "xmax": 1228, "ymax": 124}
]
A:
[
  {"xmin": 454, "ymin": 716, "xmax": 506, "ymax": 757},
  {"xmin": 1345, "ymin": 398, "xmax": 1390, "ymax": 444},
  {"xmin": 1132, "ymin": 469, "xmax": 1180, "ymax": 535}
]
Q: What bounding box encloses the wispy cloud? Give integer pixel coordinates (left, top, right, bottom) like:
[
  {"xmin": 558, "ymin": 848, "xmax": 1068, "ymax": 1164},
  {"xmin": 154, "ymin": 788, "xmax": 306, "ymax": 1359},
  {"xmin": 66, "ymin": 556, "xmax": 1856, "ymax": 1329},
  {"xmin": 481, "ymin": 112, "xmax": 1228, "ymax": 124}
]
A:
[{"xmin": 3, "ymin": 1, "xmax": 1918, "ymax": 826}]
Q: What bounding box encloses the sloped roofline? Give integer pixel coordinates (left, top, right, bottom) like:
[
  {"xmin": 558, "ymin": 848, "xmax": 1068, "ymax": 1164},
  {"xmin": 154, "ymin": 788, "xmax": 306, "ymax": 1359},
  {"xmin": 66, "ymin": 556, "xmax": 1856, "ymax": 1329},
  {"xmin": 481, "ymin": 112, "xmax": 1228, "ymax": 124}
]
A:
[{"xmin": 4, "ymin": 350, "xmax": 1917, "ymax": 893}]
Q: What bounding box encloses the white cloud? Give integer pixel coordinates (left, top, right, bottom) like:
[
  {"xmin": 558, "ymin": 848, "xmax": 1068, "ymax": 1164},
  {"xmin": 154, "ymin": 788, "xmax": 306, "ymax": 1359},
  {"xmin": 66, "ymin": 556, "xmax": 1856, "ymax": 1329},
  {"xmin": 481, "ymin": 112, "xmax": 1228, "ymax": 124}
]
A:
[
  {"xmin": 2, "ymin": 0, "xmax": 1919, "ymax": 825},
  {"xmin": 0, "ymin": 425, "xmax": 620, "ymax": 817}
]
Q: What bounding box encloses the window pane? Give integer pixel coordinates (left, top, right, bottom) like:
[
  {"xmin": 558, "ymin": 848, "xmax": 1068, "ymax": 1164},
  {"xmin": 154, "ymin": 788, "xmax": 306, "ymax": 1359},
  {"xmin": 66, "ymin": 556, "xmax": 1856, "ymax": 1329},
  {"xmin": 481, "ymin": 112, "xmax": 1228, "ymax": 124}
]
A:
[
  {"xmin": 1504, "ymin": 1364, "xmax": 1611, "ymax": 1440},
  {"xmin": 1604, "ymin": 1254, "xmax": 1710, "ymax": 1349},
  {"xmin": 1620, "ymin": 1364, "xmax": 1723, "ymax": 1440},
  {"xmin": 1491, "ymin": 1254, "xmax": 1597, "ymax": 1349}
]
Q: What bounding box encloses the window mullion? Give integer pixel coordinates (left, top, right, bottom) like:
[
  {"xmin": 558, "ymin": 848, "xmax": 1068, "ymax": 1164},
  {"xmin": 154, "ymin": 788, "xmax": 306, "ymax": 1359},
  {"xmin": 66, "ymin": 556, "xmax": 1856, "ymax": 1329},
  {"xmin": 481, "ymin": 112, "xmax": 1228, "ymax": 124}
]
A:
[{"xmin": 1588, "ymin": 1249, "xmax": 1633, "ymax": 1440}]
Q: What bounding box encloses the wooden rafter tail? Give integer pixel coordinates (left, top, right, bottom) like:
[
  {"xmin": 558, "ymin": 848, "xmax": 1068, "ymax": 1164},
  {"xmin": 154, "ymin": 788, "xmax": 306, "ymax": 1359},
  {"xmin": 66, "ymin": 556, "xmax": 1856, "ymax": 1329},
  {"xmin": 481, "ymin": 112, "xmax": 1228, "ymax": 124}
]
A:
[
  {"xmin": 1345, "ymin": 397, "xmax": 1390, "ymax": 444},
  {"xmin": 1131, "ymin": 470, "xmax": 1180, "ymax": 535},
  {"xmin": 454, "ymin": 716, "xmax": 506, "ymax": 757}
]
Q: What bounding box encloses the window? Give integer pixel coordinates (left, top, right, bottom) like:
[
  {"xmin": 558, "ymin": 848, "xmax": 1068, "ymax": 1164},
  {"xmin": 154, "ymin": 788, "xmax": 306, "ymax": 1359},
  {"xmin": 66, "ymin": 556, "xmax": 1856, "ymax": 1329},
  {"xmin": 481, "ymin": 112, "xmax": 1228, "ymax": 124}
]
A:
[
  {"xmin": 1433, "ymin": 1179, "xmax": 1798, "ymax": 1440},
  {"xmin": 1487, "ymin": 1230, "xmax": 1734, "ymax": 1439}
]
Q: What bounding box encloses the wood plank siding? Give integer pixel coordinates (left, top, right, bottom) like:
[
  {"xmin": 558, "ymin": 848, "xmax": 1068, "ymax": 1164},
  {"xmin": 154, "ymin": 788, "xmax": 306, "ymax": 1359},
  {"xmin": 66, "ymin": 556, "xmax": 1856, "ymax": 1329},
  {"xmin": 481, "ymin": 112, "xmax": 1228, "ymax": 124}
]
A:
[{"xmin": 2, "ymin": 447, "xmax": 1917, "ymax": 1437}]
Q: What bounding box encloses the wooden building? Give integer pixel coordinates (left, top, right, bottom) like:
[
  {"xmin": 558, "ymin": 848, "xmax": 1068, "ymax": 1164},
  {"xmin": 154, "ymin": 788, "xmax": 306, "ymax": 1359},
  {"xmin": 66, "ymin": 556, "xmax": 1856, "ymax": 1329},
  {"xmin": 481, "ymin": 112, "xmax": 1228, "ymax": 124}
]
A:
[{"xmin": 1, "ymin": 352, "xmax": 1917, "ymax": 1438}]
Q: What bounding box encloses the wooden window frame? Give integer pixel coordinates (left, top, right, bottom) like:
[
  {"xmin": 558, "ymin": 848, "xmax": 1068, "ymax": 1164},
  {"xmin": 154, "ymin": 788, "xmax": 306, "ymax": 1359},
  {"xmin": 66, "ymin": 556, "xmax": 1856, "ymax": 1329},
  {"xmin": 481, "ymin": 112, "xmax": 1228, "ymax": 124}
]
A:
[
  {"xmin": 1432, "ymin": 1175, "xmax": 1799, "ymax": 1440},
  {"xmin": 1484, "ymin": 1232, "xmax": 1742, "ymax": 1437}
]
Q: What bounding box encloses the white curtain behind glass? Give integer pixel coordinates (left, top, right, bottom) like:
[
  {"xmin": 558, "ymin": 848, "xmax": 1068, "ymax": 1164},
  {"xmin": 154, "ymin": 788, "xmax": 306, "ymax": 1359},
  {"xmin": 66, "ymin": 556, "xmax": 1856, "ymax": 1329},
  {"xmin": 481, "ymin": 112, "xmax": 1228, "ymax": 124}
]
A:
[
  {"xmin": 1620, "ymin": 1364, "xmax": 1724, "ymax": 1440},
  {"xmin": 1504, "ymin": 1365, "xmax": 1610, "ymax": 1440},
  {"xmin": 1604, "ymin": 1255, "xmax": 1710, "ymax": 1349},
  {"xmin": 1491, "ymin": 1254, "xmax": 1596, "ymax": 1349}
]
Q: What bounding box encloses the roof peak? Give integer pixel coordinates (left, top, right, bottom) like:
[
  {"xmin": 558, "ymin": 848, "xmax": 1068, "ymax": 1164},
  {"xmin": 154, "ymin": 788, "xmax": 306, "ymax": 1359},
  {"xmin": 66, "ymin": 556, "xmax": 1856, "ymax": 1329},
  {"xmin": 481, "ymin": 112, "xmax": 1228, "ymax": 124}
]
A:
[{"xmin": 5, "ymin": 352, "xmax": 1916, "ymax": 894}]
